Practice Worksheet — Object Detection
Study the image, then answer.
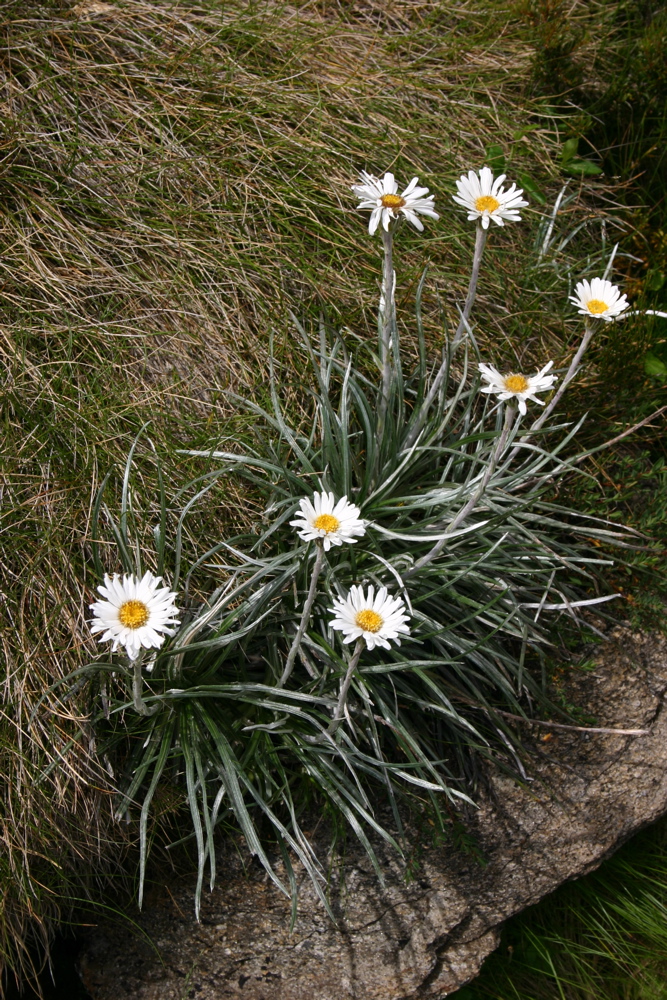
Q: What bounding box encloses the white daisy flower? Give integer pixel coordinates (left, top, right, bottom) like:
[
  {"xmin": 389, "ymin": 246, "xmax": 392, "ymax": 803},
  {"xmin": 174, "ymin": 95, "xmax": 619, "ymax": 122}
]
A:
[
  {"xmin": 290, "ymin": 491, "xmax": 366, "ymax": 551},
  {"xmin": 329, "ymin": 585, "xmax": 410, "ymax": 651},
  {"xmin": 478, "ymin": 361, "xmax": 557, "ymax": 416},
  {"xmin": 89, "ymin": 571, "xmax": 180, "ymax": 660},
  {"xmin": 452, "ymin": 167, "xmax": 528, "ymax": 229},
  {"xmin": 352, "ymin": 171, "xmax": 439, "ymax": 236},
  {"xmin": 569, "ymin": 278, "xmax": 630, "ymax": 322}
]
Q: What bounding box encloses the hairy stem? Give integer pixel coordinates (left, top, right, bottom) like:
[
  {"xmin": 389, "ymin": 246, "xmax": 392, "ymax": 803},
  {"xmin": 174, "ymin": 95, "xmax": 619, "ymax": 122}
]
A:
[
  {"xmin": 452, "ymin": 223, "xmax": 488, "ymax": 349},
  {"xmin": 132, "ymin": 652, "xmax": 158, "ymax": 716},
  {"xmin": 380, "ymin": 227, "xmax": 395, "ymax": 397},
  {"xmin": 406, "ymin": 403, "xmax": 516, "ymax": 577},
  {"xmin": 405, "ymin": 223, "xmax": 488, "ymax": 450},
  {"xmin": 377, "ymin": 227, "xmax": 396, "ymax": 442},
  {"xmin": 507, "ymin": 325, "xmax": 596, "ymax": 465},
  {"xmin": 327, "ymin": 638, "xmax": 365, "ymax": 736},
  {"xmin": 279, "ymin": 541, "xmax": 325, "ymax": 688},
  {"xmin": 530, "ymin": 324, "xmax": 595, "ymax": 434}
]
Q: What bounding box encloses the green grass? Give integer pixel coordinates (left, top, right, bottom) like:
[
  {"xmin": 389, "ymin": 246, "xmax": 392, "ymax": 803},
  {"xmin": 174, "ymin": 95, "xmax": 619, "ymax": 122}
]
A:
[
  {"xmin": 557, "ymin": 447, "xmax": 667, "ymax": 629},
  {"xmin": 517, "ymin": 0, "xmax": 667, "ymax": 627},
  {"xmin": 1, "ymin": 0, "xmax": 666, "ymax": 993}
]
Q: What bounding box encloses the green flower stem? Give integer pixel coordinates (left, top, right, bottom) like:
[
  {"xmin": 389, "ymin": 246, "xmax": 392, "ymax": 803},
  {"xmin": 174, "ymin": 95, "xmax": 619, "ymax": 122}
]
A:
[
  {"xmin": 407, "ymin": 403, "xmax": 516, "ymax": 577},
  {"xmin": 405, "ymin": 222, "xmax": 488, "ymax": 450},
  {"xmin": 279, "ymin": 541, "xmax": 325, "ymax": 688},
  {"xmin": 132, "ymin": 651, "xmax": 159, "ymax": 716},
  {"xmin": 530, "ymin": 323, "xmax": 595, "ymax": 434},
  {"xmin": 327, "ymin": 637, "xmax": 365, "ymax": 736}
]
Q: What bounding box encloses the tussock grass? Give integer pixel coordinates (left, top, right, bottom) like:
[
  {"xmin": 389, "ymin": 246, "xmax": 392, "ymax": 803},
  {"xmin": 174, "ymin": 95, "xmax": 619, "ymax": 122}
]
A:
[{"xmin": 0, "ymin": 0, "xmax": 650, "ymax": 991}]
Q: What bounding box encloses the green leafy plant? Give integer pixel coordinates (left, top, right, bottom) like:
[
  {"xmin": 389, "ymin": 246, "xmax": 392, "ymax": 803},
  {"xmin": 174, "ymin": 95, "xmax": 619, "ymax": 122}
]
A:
[
  {"xmin": 561, "ymin": 136, "xmax": 603, "ymax": 177},
  {"xmin": 644, "ymin": 341, "xmax": 667, "ymax": 380}
]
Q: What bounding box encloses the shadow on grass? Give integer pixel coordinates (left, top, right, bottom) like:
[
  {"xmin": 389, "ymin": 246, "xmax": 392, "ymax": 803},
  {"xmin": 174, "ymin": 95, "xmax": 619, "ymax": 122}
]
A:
[{"xmin": 2, "ymin": 934, "xmax": 91, "ymax": 1000}]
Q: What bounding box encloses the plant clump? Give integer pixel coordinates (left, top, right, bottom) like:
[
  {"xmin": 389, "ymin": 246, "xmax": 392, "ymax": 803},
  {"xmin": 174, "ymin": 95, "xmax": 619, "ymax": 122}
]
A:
[{"xmin": 74, "ymin": 164, "xmax": 646, "ymax": 922}]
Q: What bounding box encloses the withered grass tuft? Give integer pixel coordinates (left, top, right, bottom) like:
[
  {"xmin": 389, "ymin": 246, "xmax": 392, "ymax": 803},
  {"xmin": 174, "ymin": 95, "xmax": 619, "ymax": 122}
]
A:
[{"xmin": 0, "ymin": 0, "xmax": 652, "ymax": 991}]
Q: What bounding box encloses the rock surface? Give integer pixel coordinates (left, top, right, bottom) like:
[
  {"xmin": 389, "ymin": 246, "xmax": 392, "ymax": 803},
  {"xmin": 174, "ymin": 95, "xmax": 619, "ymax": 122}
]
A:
[{"xmin": 80, "ymin": 630, "xmax": 667, "ymax": 999}]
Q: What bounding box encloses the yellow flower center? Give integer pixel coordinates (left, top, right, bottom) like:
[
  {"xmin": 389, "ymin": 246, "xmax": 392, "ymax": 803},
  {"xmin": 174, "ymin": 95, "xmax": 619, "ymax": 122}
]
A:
[
  {"xmin": 355, "ymin": 609, "xmax": 384, "ymax": 633},
  {"xmin": 475, "ymin": 195, "xmax": 500, "ymax": 213},
  {"xmin": 118, "ymin": 599, "xmax": 149, "ymax": 629},
  {"xmin": 504, "ymin": 374, "xmax": 529, "ymax": 393},
  {"xmin": 381, "ymin": 193, "xmax": 406, "ymax": 209},
  {"xmin": 586, "ymin": 299, "xmax": 608, "ymax": 315},
  {"xmin": 313, "ymin": 513, "xmax": 340, "ymax": 534}
]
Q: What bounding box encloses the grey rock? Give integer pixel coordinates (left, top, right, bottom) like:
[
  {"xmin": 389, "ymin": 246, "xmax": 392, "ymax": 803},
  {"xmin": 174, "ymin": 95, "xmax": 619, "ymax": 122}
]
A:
[{"xmin": 80, "ymin": 629, "xmax": 667, "ymax": 999}]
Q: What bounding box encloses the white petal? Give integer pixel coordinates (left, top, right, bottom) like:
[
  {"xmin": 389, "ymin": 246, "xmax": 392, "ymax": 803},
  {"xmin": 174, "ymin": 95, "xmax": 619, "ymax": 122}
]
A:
[
  {"xmin": 382, "ymin": 172, "xmax": 397, "ymax": 194},
  {"xmin": 402, "ymin": 209, "xmax": 424, "ymax": 231}
]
